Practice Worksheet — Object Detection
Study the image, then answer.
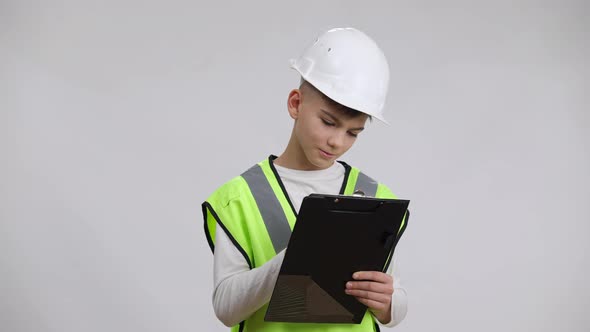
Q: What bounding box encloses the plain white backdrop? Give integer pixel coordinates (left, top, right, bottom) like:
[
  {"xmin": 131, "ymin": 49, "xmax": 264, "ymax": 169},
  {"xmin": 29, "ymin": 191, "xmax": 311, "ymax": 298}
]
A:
[{"xmin": 2, "ymin": 1, "xmax": 589, "ymax": 331}]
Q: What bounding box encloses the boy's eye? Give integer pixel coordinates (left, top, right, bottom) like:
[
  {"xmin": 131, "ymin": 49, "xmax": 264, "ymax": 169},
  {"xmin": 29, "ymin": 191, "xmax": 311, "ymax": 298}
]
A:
[
  {"xmin": 348, "ymin": 132, "xmax": 359, "ymax": 138},
  {"xmin": 321, "ymin": 119, "xmax": 335, "ymax": 126}
]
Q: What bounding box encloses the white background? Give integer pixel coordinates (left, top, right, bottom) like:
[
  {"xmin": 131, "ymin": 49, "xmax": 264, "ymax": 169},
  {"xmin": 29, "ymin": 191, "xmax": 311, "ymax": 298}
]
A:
[{"xmin": 2, "ymin": 1, "xmax": 589, "ymax": 331}]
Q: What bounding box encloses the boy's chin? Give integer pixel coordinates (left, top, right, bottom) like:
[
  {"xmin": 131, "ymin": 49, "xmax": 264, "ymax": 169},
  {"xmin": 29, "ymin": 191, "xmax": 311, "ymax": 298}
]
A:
[{"xmin": 306, "ymin": 155, "xmax": 335, "ymax": 170}]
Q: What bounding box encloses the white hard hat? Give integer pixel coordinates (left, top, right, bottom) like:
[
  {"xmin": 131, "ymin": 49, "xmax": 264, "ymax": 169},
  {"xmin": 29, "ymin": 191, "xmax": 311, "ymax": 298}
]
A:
[{"xmin": 290, "ymin": 27, "xmax": 390, "ymax": 123}]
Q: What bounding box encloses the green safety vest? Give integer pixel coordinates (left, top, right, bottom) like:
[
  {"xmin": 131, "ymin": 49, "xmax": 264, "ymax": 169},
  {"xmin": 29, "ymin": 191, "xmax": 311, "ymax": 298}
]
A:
[{"xmin": 202, "ymin": 155, "xmax": 407, "ymax": 332}]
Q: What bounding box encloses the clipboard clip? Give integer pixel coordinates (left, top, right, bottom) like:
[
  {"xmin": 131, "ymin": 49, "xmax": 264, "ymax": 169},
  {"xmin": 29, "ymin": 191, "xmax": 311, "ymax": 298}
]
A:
[{"xmin": 352, "ymin": 190, "xmax": 366, "ymax": 197}]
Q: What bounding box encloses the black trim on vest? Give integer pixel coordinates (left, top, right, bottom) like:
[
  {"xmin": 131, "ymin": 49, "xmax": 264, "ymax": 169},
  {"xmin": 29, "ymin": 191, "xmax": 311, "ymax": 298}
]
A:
[
  {"xmin": 268, "ymin": 155, "xmax": 298, "ymax": 217},
  {"xmin": 375, "ymin": 322, "xmax": 381, "ymax": 332},
  {"xmin": 238, "ymin": 321, "xmax": 245, "ymax": 332},
  {"xmin": 202, "ymin": 201, "xmax": 253, "ymax": 270},
  {"xmin": 383, "ymin": 209, "xmax": 410, "ymax": 272},
  {"xmin": 202, "ymin": 203, "xmax": 215, "ymax": 253},
  {"xmin": 337, "ymin": 160, "xmax": 352, "ymax": 194}
]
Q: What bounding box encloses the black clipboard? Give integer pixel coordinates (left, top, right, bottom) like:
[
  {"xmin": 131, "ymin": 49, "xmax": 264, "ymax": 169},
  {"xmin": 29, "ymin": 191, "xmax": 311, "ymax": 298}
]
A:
[{"xmin": 264, "ymin": 193, "xmax": 409, "ymax": 324}]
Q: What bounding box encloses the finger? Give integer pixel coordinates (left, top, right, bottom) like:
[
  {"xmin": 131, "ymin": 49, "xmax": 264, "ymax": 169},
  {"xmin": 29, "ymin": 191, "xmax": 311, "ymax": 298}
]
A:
[
  {"xmin": 345, "ymin": 289, "xmax": 390, "ymax": 304},
  {"xmin": 346, "ymin": 281, "xmax": 393, "ymax": 295},
  {"xmin": 353, "ymin": 271, "xmax": 393, "ymax": 284},
  {"xmin": 353, "ymin": 297, "xmax": 390, "ymax": 312}
]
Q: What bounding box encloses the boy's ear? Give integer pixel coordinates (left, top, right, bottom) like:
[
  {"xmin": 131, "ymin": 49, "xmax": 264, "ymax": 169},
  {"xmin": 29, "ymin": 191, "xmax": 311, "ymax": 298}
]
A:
[{"xmin": 287, "ymin": 89, "xmax": 302, "ymax": 120}]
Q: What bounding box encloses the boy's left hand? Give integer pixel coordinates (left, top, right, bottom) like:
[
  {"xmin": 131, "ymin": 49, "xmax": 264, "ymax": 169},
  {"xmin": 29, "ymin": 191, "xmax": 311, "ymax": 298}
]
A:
[{"xmin": 345, "ymin": 271, "xmax": 393, "ymax": 324}]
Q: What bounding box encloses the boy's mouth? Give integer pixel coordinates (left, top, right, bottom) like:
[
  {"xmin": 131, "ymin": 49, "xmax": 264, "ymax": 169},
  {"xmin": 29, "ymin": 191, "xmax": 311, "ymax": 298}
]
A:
[{"xmin": 319, "ymin": 149, "xmax": 335, "ymax": 158}]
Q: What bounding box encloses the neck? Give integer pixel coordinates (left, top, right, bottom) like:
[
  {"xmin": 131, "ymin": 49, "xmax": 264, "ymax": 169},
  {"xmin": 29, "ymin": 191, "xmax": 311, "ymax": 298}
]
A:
[{"xmin": 274, "ymin": 130, "xmax": 333, "ymax": 171}]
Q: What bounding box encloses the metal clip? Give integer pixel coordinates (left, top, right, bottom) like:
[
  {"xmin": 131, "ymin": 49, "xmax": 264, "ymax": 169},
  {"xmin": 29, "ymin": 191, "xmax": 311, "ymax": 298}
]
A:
[{"xmin": 352, "ymin": 189, "xmax": 366, "ymax": 197}]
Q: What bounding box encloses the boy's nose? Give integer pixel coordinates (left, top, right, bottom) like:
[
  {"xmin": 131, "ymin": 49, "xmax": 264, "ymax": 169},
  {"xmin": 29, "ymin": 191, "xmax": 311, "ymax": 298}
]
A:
[{"xmin": 327, "ymin": 132, "xmax": 345, "ymax": 150}]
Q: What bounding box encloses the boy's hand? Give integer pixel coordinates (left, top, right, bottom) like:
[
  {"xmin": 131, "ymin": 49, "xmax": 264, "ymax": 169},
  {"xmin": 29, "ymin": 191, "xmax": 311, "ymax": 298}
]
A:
[{"xmin": 345, "ymin": 271, "xmax": 393, "ymax": 324}]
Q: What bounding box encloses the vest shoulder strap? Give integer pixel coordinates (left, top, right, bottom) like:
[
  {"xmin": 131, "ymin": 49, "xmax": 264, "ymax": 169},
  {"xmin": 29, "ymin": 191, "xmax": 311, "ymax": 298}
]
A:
[
  {"xmin": 240, "ymin": 161, "xmax": 292, "ymax": 254},
  {"xmin": 343, "ymin": 166, "xmax": 379, "ymax": 197}
]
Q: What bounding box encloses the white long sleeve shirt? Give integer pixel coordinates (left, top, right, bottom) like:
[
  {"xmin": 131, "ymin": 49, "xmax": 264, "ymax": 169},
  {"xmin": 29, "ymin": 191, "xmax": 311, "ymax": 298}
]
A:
[{"xmin": 212, "ymin": 162, "xmax": 408, "ymax": 328}]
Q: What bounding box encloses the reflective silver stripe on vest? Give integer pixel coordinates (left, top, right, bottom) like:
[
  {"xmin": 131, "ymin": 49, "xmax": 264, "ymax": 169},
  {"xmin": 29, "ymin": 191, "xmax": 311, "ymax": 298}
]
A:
[
  {"xmin": 241, "ymin": 164, "xmax": 291, "ymax": 253},
  {"xmin": 355, "ymin": 172, "xmax": 378, "ymax": 197}
]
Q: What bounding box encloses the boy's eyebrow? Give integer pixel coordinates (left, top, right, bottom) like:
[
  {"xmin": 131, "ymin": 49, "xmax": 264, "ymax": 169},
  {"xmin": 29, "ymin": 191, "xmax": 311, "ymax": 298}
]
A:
[{"xmin": 320, "ymin": 109, "xmax": 365, "ymax": 131}]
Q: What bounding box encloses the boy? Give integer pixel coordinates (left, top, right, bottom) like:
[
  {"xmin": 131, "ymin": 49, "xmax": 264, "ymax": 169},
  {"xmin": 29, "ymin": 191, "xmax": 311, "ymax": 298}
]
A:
[{"xmin": 202, "ymin": 28, "xmax": 408, "ymax": 332}]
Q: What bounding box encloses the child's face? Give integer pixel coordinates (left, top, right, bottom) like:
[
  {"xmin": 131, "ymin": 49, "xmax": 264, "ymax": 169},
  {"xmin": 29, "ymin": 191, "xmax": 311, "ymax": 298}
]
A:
[{"xmin": 290, "ymin": 89, "xmax": 368, "ymax": 170}]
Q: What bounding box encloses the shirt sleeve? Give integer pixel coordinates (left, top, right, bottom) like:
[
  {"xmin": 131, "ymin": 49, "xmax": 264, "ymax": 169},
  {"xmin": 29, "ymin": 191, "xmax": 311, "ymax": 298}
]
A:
[
  {"xmin": 375, "ymin": 255, "xmax": 408, "ymax": 328},
  {"xmin": 212, "ymin": 226, "xmax": 285, "ymax": 327}
]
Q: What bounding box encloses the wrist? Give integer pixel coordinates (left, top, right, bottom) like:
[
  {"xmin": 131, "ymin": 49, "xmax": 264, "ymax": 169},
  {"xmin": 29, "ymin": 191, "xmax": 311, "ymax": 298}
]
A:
[{"xmin": 371, "ymin": 303, "xmax": 392, "ymax": 324}]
